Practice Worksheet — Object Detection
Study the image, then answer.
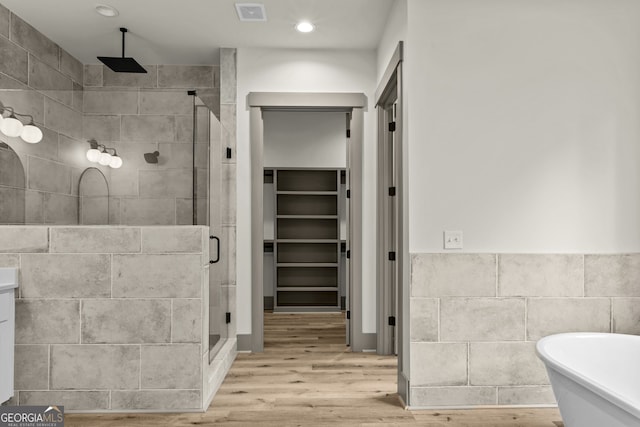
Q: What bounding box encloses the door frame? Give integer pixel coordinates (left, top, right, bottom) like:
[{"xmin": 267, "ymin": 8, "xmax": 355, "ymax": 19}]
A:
[
  {"xmin": 375, "ymin": 42, "xmax": 409, "ymax": 402},
  {"xmin": 248, "ymin": 92, "xmax": 368, "ymax": 352}
]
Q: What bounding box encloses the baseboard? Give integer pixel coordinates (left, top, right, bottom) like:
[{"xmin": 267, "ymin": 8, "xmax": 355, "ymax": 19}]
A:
[
  {"xmin": 264, "ymin": 296, "xmax": 274, "ymax": 310},
  {"xmin": 361, "ymin": 332, "xmax": 376, "ymax": 350},
  {"xmin": 398, "ymin": 370, "xmax": 409, "ymax": 407},
  {"xmin": 237, "ymin": 333, "xmax": 252, "ymax": 351}
]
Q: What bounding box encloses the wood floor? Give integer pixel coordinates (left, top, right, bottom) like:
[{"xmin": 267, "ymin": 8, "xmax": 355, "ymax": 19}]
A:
[{"xmin": 66, "ymin": 312, "xmax": 563, "ymax": 426}]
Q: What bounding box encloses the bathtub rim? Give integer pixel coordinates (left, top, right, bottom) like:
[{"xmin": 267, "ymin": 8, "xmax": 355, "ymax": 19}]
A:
[{"xmin": 536, "ymin": 332, "xmax": 640, "ymax": 420}]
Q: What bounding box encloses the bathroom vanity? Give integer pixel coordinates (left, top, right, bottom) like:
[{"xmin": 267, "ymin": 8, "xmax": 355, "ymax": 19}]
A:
[{"xmin": 0, "ymin": 268, "xmax": 18, "ymax": 403}]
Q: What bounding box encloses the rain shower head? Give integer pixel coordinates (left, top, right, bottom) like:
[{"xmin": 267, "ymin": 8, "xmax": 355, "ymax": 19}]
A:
[
  {"xmin": 144, "ymin": 151, "xmax": 160, "ymax": 164},
  {"xmin": 98, "ymin": 28, "xmax": 147, "ymax": 73}
]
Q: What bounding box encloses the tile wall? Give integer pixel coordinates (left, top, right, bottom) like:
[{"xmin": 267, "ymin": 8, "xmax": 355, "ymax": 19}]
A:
[
  {"xmin": 0, "ymin": 3, "xmax": 106, "ymax": 225},
  {"xmin": 409, "ymin": 253, "xmax": 640, "ymax": 407},
  {"xmin": 82, "ymin": 63, "xmax": 220, "ymax": 226},
  {"xmin": 1, "ymin": 226, "xmax": 210, "ymax": 411}
]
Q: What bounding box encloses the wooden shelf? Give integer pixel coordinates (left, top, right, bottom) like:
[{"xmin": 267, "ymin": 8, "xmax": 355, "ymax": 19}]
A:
[
  {"xmin": 277, "ymin": 215, "xmax": 338, "ymax": 219},
  {"xmin": 277, "ymin": 263, "xmax": 338, "ymax": 268},
  {"xmin": 272, "ymin": 168, "xmax": 342, "ymax": 310}
]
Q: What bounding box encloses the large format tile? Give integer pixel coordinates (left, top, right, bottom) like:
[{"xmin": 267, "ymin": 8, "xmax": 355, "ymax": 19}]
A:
[
  {"xmin": 612, "ymin": 298, "xmax": 640, "ymax": 334},
  {"xmin": 585, "ymin": 254, "xmax": 640, "ymax": 296},
  {"xmin": 440, "ymin": 297, "xmax": 525, "ymax": 341},
  {"xmin": 0, "ymin": 254, "xmax": 19, "ymax": 267},
  {"xmin": 82, "ymin": 299, "xmax": 171, "ymax": 343},
  {"xmin": 527, "ymin": 298, "xmax": 610, "ymax": 340},
  {"xmin": 411, "ymin": 386, "xmax": 496, "ymax": 407},
  {"xmin": 10, "ymin": 13, "xmax": 59, "ymax": 68},
  {"xmin": 410, "ymin": 298, "xmax": 438, "ymax": 342},
  {"xmin": 103, "ymin": 65, "xmax": 157, "ymax": 88},
  {"xmin": 158, "ymin": 65, "xmax": 214, "ymax": 88},
  {"xmin": 141, "ymin": 227, "xmax": 203, "ymax": 253},
  {"xmin": 411, "ymin": 254, "xmax": 496, "ymax": 297},
  {"xmin": 112, "ymin": 253, "xmax": 202, "ymax": 298},
  {"xmin": 220, "ymin": 48, "xmax": 237, "ymax": 104},
  {"xmin": 121, "ymin": 115, "xmax": 175, "ymax": 142},
  {"xmin": 19, "ymin": 391, "xmax": 109, "ymax": 411},
  {"xmin": 44, "ymin": 97, "xmax": 82, "ymax": 139},
  {"xmin": 0, "ymin": 186, "xmax": 25, "ymax": 224},
  {"xmin": 83, "ymin": 64, "xmax": 102, "ymax": 87},
  {"xmin": 410, "ymin": 342, "xmax": 467, "ymax": 386},
  {"xmin": 43, "ymin": 193, "xmax": 78, "ymax": 224},
  {"xmin": 83, "ymin": 90, "xmax": 138, "ymax": 114},
  {"xmin": 111, "ymin": 390, "xmax": 200, "ymax": 410},
  {"xmin": 21, "ymin": 253, "xmax": 110, "ymax": 298},
  {"xmin": 140, "ymin": 90, "xmax": 192, "ymax": 115},
  {"xmin": 14, "ymin": 344, "xmax": 49, "ymax": 390},
  {"xmin": 497, "ymin": 386, "xmax": 556, "ymax": 405},
  {"xmin": 28, "ymin": 55, "xmax": 73, "ymax": 105},
  {"xmin": 82, "ymin": 115, "xmax": 120, "ymax": 141},
  {"xmin": 51, "ymin": 345, "xmax": 140, "ymax": 389},
  {"xmin": 59, "ymin": 48, "xmax": 83, "ymax": 83},
  {"xmin": 120, "ymin": 198, "xmax": 175, "ymax": 225},
  {"xmin": 141, "ymin": 344, "xmax": 201, "ymax": 389},
  {"xmin": 0, "ymin": 226, "xmax": 48, "ymax": 252},
  {"xmin": 15, "ymin": 299, "xmax": 79, "ymax": 344},
  {"xmin": 498, "ymin": 254, "xmax": 583, "ymax": 297},
  {"xmin": 172, "ymin": 299, "xmax": 202, "ymax": 343},
  {"xmin": 138, "ymin": 169, "xmax": 191, "ymax": 198},
  {"xmin": 28, "ymin": 157, "xmax": 71, "ymax": 194},
  {"xmin": 469, "ymin": 342, "xmax": 548, "ymax": 386},
  {"xmin": 50, "ymin": 227, "xmax": 140, "ymax": 253},
  {"xmin": 0, "ymin": 4, "xmax": 9, "ymax": 38}
]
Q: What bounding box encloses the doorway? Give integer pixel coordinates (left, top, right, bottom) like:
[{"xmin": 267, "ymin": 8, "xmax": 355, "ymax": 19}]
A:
[
  {"xmin": 375, "ymin": 42, "xmax": 408, "ymax": 402},
  {"xmin": 248, "ymin": 92, "xmax": 368, "ymax": 352}
]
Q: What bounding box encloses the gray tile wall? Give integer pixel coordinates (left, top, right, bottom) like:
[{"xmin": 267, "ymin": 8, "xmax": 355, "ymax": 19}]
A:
[
  {"xmin": 409, "ymin": 253, "xmax": 640, "ymax": 408},
  {"xmin": 3, "ymin": 225, "xmax": 211, "ymax": 411},
  {"xmin": 0, "ymin": 5, "xmax": 102, "ymax": 225},
  {"xmin": 0, "ymin": 2, "xmax": 225, "ymax": 227},
  {"xmin": 82, "ymin": 64, "xmax": 220, "ymax": 225}
]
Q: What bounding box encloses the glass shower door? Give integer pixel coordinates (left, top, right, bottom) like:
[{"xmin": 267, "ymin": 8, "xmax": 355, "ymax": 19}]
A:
[{"xmin": 193, "ymin": 95, "xmax": 230, "ymax": 362}]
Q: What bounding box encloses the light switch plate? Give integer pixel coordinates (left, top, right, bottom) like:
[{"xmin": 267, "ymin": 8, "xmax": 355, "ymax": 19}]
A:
[{"xmin": 444, "ymin": 230, "xmax": 463, "ymax": 249}]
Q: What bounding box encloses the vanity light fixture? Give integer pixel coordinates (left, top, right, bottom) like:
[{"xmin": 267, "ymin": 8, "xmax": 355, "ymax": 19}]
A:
[
  {"xmin": 295, "ymin": 21, "xmax": 315, "ymax": 33},
  {"xmin": 0, "ymin": 102, "xmax": 43, "ymax": 143},
  {"xmin": 86, "ymin": 139, "xmax": 123, "ymax": 169}
]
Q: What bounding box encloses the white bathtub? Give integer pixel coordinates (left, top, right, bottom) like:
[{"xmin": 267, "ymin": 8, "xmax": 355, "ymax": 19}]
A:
[{"xmin": 536, "ymin": 333, "xmax": 640, "ymax": 427}]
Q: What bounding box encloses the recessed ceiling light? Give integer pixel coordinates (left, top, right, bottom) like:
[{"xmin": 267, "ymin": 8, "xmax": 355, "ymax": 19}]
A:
[
  {"xmin": 295, "ymin": 21, "xmax": 315, "ymax": 33},
  {"xmin": 95, "ymin": 4, "xmax": 119, "ymax": 17}
]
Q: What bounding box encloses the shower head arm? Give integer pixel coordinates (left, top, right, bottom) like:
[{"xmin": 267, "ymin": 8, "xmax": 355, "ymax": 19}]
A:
[{"xmin": 120, "ymin": 27, "xmax": 127, "ymax": 58}]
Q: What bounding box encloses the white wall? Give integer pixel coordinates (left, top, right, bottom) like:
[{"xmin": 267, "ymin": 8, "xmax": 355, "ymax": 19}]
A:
[
  {"xmin": 263, "ymin": 111, "xmax": 347, "ymax": 168},
  {"xmin": 236, "ymin": 48, "xmax": 378, "ymax": 335},
  {"xmin": 376, "ymin": 0, "xmax": 407, "ymax": 84},
  {"xmin": 406, "ymin": 0, "xmax": 640, "ymax": 254}
]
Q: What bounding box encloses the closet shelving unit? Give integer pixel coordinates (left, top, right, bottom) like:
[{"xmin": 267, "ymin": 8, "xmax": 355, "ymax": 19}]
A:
[{"xmin": 273, "ymin": 168, "xmax": 341, "ymax": 311}]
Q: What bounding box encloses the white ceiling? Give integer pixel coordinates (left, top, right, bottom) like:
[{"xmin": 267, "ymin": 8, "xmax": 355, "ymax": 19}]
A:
[{"xmin": 1, "ymin": 0, "xmax": 395, "ymax": 65}]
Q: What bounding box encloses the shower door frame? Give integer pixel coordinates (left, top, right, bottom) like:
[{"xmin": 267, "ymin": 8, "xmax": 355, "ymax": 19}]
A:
[{"xmin": 248, "ymin": 92, "xmax": 368, "ymax": 352}]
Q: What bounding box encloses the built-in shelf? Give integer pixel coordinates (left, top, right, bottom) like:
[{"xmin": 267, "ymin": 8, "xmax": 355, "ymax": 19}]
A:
[{"xmin": 272, "ymin": 168, "xmax": 341, "ymax": 312}]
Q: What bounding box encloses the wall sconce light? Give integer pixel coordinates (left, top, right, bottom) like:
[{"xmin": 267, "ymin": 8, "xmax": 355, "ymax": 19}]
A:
[
  {"xmin": 86, "ymin": 139, "xmax": 123, "ymax": 169},
  {"xmin": 0, "ymin": 101, "xmax": 43, "ymax": 143}
]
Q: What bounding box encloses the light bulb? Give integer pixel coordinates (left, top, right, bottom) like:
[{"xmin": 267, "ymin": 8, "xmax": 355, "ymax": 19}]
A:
[
  {"xmin": 86, "ymin": 148, "xmax": 101, "ymax": 162},
  {"xmin": 98, "ymin": 151, "xmax": 112, "ymax": 166},
  {"xmin": 0, "ymin": 115, "xmax": 23, "ymax": 138},
  {"xmin": 109, "ymin": 155, "xmax": 123, "ymax": 169},
  {"xmin": 20, "ymin": 123, "xmax": 43, "ymax": 143}
]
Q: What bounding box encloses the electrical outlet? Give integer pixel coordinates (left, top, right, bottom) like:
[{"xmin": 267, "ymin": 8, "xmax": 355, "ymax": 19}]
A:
[{"xmin": 444, "ymin": 230, "xmax": 463, "ymax": 249}]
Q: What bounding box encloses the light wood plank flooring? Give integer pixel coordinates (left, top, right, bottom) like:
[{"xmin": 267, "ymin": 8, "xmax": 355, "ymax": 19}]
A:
[{"xmin": 66, "ymin": 312, "xmax": 562, "ymax": 426}]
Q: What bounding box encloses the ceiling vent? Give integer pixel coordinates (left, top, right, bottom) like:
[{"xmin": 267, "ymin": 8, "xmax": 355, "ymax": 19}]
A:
[{"xmin": 235, "ymin": 3, "xmax": 267, "ymax": 21}]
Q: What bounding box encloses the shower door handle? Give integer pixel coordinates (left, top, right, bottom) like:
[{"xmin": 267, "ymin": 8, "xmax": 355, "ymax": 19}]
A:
[{"xmin": 209, "ymin": 236, "xmax": 220, "ymax": 264}]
